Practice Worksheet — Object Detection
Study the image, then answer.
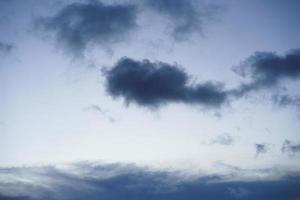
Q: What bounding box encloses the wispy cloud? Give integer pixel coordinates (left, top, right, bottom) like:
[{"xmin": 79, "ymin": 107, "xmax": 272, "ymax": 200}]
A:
[
  {"xmin": 255, "ymin": 143, "xmax": 268, "ymax": 157},
  {"xmin": 272, "ymin": 94, "xmax": 300, "ymax": 109},
  {"xmin": 210, "ymin": 133, "xmax": 234, "ymax": 145},
  {"xmin": 144, "ymin": 0, "xmax": 220, "ymax": 40},
  {"xmin": 281, "ymin": 140, "xmax": 300, "ymax": 156},
  {"xmin": 0, "ymin": 42, "xmax": 13, "ymax": 54}
]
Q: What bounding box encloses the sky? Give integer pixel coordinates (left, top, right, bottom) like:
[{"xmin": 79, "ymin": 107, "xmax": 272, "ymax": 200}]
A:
[{"xmin": 1, "ymin": 0, "xmax": 300, "ymax": 199}]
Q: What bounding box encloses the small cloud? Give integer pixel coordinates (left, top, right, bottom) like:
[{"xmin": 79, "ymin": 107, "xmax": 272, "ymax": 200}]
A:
[
  {"xmin": 228, "ymin": 187, "xmax": 250, "ymax": 199},
  {"xmin": 281, "ymin": 140, "xmax": 300, "ymax": 156},
  {"xmin": 211, "ymin": 133, "xmax": 234, "ymax": 145},
  {"xmin": 0, "ymin": 41, "xmax": 13, "ymax": 54},
  {"xmin": 213, "ymin": 112, "xmax": 222, "ymax": 119},
  {"xmin": 232, "ymin": 49, "xmax": 300, "ymax": 97},
  {"xmin": 255, "ymin": 143, "xmax": 268, "ymax": 157}
]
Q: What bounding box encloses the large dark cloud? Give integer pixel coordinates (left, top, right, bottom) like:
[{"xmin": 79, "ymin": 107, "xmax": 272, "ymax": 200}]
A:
[
  {"xmin": 103, "ymin": 57, "xmax": 228, "ymax": 108},
  {"xmin": 0, "ymin": 163, "xmax": 300, "ymax": 200},
  {"xmin": 281, "ymin": 140, "xmax": 300, "ymax": 155},
  {"xmin": 233, "ymin": 49, "xmax": 300, "ymax": 96},
  {"xmin": 144, "ymin": 0, "xmax": 217, "ymax": 40},
  {"xmin": 36, "ymin": 1, "xmax": 137, "ymax": 55}
]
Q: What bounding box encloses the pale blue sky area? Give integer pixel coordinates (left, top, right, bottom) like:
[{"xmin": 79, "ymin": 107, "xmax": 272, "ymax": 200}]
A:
[{"xmin": 1, "ymin": 0, "xmax": 300, "ymax": 175}]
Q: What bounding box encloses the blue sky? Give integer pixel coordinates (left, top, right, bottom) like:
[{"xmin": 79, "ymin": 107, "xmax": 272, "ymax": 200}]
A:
[{"xmin": 1, "ymin": 0, "xmax": 300, "ymax": 199}]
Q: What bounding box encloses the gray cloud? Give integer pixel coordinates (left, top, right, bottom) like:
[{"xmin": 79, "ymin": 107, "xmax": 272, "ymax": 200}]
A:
[
  {"xmin": 228, "ymin": 187, "xmax": 250, "ymax": 199},
  {"xmin": 272, "ymin": 94, "xmax": 300, "ymax": 109},
  {"xmin": 144, "ymin": 0, "xmax": 219, "ymax": 40},
  {"xmin": 36, "ymin": 1, "xmax": 137, "ymax": 56},
  {"xmin": 281, "ymin": 140, "xmax": 300, "ymax": 155},
  {"xmin": 0, "ymin": 163, "xmax": 300, "ymax": 200},
  {"xmin": 255, "ymin": 143, "xmax": 268, "ymax": 157},
  {"xmin": 103, "ymin": 57, "xmax": 228, "ymax": 109},
  {"xmin": 232, "ymin": 49, "xmax": 300, "ymax": 97},
  {"xmin": 211, "ymin": 133, "xmax": 234, "ymax": 145},
  {"xmin": 0, "ymin": 42, "xmax": 13, "ymax": 54},
  {"xmin": 35, "ymin": 0, "xmax": 222, "ymax": 56}
]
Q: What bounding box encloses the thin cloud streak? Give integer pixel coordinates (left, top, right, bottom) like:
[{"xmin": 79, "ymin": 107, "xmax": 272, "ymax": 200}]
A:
[{"xmin": 84, "ymin": 105, "xmax": 116, "ymax": 122}]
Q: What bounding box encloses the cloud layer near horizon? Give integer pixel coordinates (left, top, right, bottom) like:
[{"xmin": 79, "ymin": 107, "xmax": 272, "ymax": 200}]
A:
[{"xmin": 0, "ymin": 163, "xmax": 300, "ymax": 200}]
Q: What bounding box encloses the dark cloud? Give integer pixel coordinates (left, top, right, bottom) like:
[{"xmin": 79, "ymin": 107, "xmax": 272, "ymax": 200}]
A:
[
  {"xmin": 272, "ymin": 94, "xmax": 300, "ymax": 109},
  {"xmin": 144, "ymin": 0, "xmax": 218, "ymax": 40},
  {"xmin": 36, "ymin": 1, "xmax": 137, "ymax": 56},
  {"xmin": 101, "ymin": 49, "xmax": 300, "ymax": 110},
  {"xmin": 232, "ymin": 49, "xmax": 300, "ymax": 96},
  {"xmin": 0, "ymin": 163, "xmax": 300, "ymax": 200},
  {"xmin": 0, "ymin": 42, "xmax": 13, "ymax": 53},
  {"xmin": 255, "ymin": 143, "xmax": 268, "ymax": 157},
  {"xmin": 281, "ymin": 140, "xmax": 300, "ymax": 155},
  {"xmin": 211, "ymin": 133, "xmax": 234, "ymax": 145},
  {"xmin": 228, "ymin": 187, "xmax": 250, "ymax": 199},
  {"xmin": 103, "ymin": 57, "xmax": 228, "ymax": 109}
]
